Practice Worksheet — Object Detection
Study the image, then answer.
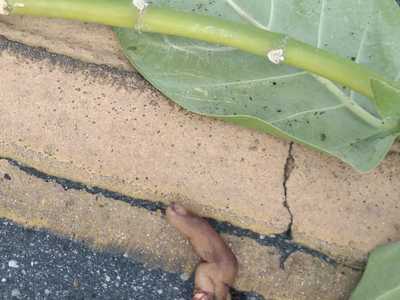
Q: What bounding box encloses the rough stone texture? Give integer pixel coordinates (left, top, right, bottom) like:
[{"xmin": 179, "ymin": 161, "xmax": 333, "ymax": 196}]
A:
[
  {"xmin": 289, "ymin": 145, "xmax": 400, "ymax": 264},
  {"xmin": 392, "ymin": 142, "xmax": 400, "ymax": 153},
  {"xmin": 0, "ymin": 159, "xmax": 361, "ymax": 300},
  {"xmin": 0, "ymin": 38, "xmax": 290, "ymax": 235},
  {"xmin": 0, "ymin": 15, "xmax": 398, "ymax": 154},
  {"xmin": 0, "ymin": 15, "xmax": 130, "ymax": 70}
]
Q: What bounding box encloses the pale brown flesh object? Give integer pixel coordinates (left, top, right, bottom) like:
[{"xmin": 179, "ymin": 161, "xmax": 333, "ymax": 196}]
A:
[{"xmin": 166, "ymin": 203, "xmax": 238, "ymax": 300}]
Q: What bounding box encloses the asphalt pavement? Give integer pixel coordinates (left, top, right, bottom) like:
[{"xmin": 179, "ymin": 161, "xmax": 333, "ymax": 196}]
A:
[{"xmin": 0, "ymin": 219, "xmax": 263, "ymax": 300}]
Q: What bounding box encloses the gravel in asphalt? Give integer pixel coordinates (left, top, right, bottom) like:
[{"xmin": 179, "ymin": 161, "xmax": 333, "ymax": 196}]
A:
[{"xmin": 0, "ymin": 219, "xmax": 264, "ymax": 300}]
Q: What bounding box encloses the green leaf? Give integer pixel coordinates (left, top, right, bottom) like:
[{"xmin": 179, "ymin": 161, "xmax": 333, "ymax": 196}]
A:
[
  {"xmin": 115, "ymin": 0, "xmax": 400, "ymax": 171},
  {"xmin": 370, "ymin": 79, "xmax": 400, "ymax": 119},
  {"xmin": 351, "ymin": 242, "xmax": 400, "ymax": 300}
]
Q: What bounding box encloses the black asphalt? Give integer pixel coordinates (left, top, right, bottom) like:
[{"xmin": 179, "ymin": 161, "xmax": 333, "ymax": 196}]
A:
[{"xmin": 0, "ymin": 219, "xmax": 264, "ymax": 300}]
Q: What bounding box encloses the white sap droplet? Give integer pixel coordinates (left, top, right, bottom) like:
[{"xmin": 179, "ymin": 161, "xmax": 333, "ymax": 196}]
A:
[
  {"xmin": 267, "ymin": 49, "xmax": 285, "ymax": 65},
  {"xmin": 0, "ymin": 0, "xmax": 9, "ymax": 15},
  {"xmin": 132, "ymin": 0, "xmax": 148, "ymax": 12}
]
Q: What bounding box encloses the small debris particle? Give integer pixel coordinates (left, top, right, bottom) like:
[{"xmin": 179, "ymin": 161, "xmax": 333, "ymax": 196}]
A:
[
  {"xmin": 8, "ymin": 260, "xmax": 19, "ymax": 268},
  {"xmin": 73, "ymin": 278, "xmax": 80, "ymax": 288},
  {"xmin": 180, "ymin": 273, "xmax": 190, "ymax": 281},
  {"xmin": 3, "ymin": 173, "xmax": 11, "ymax": 180},
  {"xmin": 11, "ymin": 289, "xmax": 21, "ymax": 297}
]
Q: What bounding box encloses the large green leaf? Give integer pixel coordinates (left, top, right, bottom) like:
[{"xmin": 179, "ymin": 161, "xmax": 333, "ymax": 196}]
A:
[
  {"xmin": 351, "ymin": 242, "xmax": 400, "ymax": 300},
  {"xmin": 115, "ymin": 0, "xmax": 400, "ymax": 172}
]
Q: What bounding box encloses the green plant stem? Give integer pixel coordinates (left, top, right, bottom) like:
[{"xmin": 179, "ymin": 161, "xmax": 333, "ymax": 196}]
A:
[
  {"xmin": 4, "ymin": 0, "xmax": 139, "ymax": 28},
  {"xmin": 3, "ymin": 0, "xmax": 393, "ymax": 127}
]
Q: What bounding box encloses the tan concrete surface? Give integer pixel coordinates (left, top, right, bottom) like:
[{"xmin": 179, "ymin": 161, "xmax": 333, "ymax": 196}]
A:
[
  {"xmin": 0, "ymin": 15, "xmax": 130, "ymax": 70},
  {"xmin": 392, "ymin": 142, "xmax": 400, "ymax": 153},
  {"xmin": 289, "ymin": 145, "xmax": 400, "ymax": 264},
  {"xmin": 0, "ymin": 38, "xmax": 291, "ymax": 235},
  {"xmin": 0, "ymin": 159, "xmax": 361, "ymax": 300},
  {"xmin": 0, "ymin": 15, "xmax": 399, "ymax": 155}
]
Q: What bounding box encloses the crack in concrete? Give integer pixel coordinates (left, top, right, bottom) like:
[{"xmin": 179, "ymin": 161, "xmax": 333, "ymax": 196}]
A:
[
  {"xmin": 1, "ymin": 157, "xmax": 340, "ymax": 270},
  {"xmin": 278, "ymin": 142, "xmax": 297, "ymax": 268},
  {"xmin": 277, "ymin": 145, "xmax": 363, "ymax": 272},
  {"xmin": 283, "ymin": 142, "xmax": 295, "ymax": 239}
]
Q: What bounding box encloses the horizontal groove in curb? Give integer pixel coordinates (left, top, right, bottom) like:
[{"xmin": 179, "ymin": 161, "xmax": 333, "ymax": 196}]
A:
[
  {"xmin": 2, "ymin": 157, "xmax": 340, "ymax": 269},
  {"xmin": 0, "ymin": 35, "xmax": 148, "ymax": 90}
]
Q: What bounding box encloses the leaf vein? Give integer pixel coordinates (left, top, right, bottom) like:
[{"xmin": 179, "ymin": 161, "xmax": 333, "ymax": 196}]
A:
[
  {"xmin": 178, "ymin": 94, "xmax": 234, "ymax": 105},
  {"xmin": 267, "ymin": 0, "xmax": 274, "ymax": 30},
  {"xmin": 225, "ymin": 0, "xmax": 269, "ymax": 30},
  {"xmin": 270, "ymin": 104, "xmax": 345, "ymax": 124},
  {"xmin": 317, "ymin": 0, "xmax": 327, "ymax": 48},
  {"xmin": 196, "ymin": 71, "xmax": 307, "ymax": 88},
  {"xmin": 376, "ymin": 284, "xmax": 400, "ymax": 300},
  {"xmin": 355, "ymin": 27, "xmax": 369, "ymax": 64}
]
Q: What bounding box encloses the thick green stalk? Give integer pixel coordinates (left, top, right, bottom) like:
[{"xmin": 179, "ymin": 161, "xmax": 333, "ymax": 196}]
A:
[
  {"xmin": 2, "ymin": 0, "xmax": 393, "ymax": 125},
  {"xmin": 4, "ymin": 0, "xmax": 139, "ymax": 28}
]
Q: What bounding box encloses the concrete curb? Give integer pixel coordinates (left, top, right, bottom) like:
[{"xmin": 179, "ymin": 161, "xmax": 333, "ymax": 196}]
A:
[{"xmin": 0, "ymin": 159, "xmax": 361, "ymax": 300}]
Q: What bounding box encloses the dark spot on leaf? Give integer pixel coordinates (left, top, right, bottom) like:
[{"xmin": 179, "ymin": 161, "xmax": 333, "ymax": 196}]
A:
[
  {"xmin": 277, "ymin": 109, "xmax": 282, "ymax": 113},
  {"xmin": 351, "ymin": 57, "xmax": 356, "ymax": 61},
  {"xmin": 249, "ymin": 96, "xmax": 253, "ymax": 101},
  {"xmin": 320, "ymin": 133, "xmax": 327, "ymax": 141},
  {"xmin": 272, "ymin": 82, "xmax": 277, "ymax": 86}
]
